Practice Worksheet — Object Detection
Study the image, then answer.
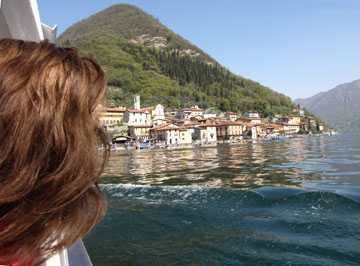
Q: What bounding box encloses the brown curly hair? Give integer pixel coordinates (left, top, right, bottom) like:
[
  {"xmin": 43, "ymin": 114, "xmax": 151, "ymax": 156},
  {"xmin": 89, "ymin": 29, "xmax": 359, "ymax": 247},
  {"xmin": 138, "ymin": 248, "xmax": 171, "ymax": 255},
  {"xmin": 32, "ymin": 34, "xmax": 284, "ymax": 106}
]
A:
[{"xmin": 0, "ymin": 39, "xmax": 109, "ymax": 264}]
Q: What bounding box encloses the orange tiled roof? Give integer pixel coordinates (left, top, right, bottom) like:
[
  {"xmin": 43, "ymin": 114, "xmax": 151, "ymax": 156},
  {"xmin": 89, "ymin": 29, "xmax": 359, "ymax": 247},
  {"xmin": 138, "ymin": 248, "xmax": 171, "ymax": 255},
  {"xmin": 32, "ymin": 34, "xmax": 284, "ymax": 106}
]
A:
[
  {"xmin": 151, "ymin": 123, "xmax": 170, "ymax": 130},
  {"xmin": 198, "ymin": 123, "xmax": 217, "ymax": 128},
  {"xmin": 225, "ymin": 112, "xmax": 238, "ymax": 115},
  {"xmin": 103, "ymin": 107, "xmax": 126, "ymax": 112},
  {"xmin": 142, "ymin": 106, "xmax": 156, "ymax": 110},
  {"xmin": 127, "ymin": 106, "xmax": 156, "ymax": 113},
  {"xmin": 269, "ymin": 123, "xmax": 282, "ymax": 128},
  {"xmin": 127, "ymin": 108, "xmax": 149, "ymax": 113},
  {"xmin": 216, "ymin": 121, "xmax": 244, "ymax": 126},
  {"xmin": 178, "ymin": 126, "xmax": 190, "ymax": 131},
  {"xmin": 281, "ymin": 123, "xmax": 300, "ymax": 126},
  {"xmin": 156, "ymin": 125, "xmax": 179, "ymax": 131},
  {"xmin": 187, "ymin": 122, "xmax": 200, "ymax": 125}
]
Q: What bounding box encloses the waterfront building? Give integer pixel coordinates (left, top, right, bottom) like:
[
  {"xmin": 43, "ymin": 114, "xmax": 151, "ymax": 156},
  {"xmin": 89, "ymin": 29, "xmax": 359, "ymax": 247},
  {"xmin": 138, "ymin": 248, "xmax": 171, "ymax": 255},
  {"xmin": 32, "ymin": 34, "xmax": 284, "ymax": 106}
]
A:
[
  {"xmin": 99, "ymin": 107, "xmax": 126, "ymax": 126},
  {"xmin": 281, "ymin": 123, "xmax": 300, "ymax": 134},
  {"xmin": 299, "ymin": 122, "xmax": 309, "ymax": 131},
  {"xmin": 154, "ymin": 124, "xmax": 180, "ymax": 146},
  {"xmin": 129, "ymin": 125, "xmax": 152, "ymax": 140},
  {"xmin": 150, "ymin": 124, "xmax": 167, "ymax": 139},
  {"xmin": 194, "ymin": 123, "xmax": 217, "ymax": 143},
  {"xmin": 180, "ymin": 125, "xmax": 196, "ymax": 140},
  {"xmin": 178, "ymin": 127, "xmax": 193, "ymax": 145},
  {"xmin": 264, "ymin": 124, "xmax": 282, "ymax": 135},
  {"xmin": 305, "ymin": 116, "xmax": 317, "ymax": 128},
  {"xmin": 258, "ymin": 124, "xmax": 268, "ymax": 137},
  {"xmin": 215, "ymin": 122, "xmax": 244, "ymax": 140},
  {"xmin": 244, "ymin": 123, "xmax": 264, "ymax": 138}
]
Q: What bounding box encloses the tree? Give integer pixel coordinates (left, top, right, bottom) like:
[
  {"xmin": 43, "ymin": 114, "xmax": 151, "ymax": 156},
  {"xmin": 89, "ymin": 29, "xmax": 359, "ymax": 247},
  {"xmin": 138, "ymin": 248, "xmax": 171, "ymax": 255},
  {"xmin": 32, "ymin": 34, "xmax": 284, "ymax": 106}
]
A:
[
  {"xmin": 254, "ymin": 99, "xmax": 269, "ymax": 116},
  {"xmin": 219, "ymin": 98, "xmax": 231, "ymax": 111}
]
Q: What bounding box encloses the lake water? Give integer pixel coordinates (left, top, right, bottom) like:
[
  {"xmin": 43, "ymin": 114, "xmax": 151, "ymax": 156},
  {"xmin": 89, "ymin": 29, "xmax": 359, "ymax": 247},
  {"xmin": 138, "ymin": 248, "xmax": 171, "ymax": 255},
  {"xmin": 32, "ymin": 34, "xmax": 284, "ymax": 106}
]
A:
[{"xmin": 85, "ymin": 133, "xmax": 360, "ymax": 265}]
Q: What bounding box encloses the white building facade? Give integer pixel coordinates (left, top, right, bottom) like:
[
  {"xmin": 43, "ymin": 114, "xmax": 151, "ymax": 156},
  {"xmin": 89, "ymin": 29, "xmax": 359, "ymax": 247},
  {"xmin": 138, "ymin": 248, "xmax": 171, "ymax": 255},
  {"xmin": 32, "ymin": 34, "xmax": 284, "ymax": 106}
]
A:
[
  {"xmin": 243, "ymin": 110, "xmax": 260, "ymax": 119},
  {"xmin": 177, "ymin": 106, "xmax": 203, "ymax": 119},
  {"xmin": 194, "ymin": 124, "xmax": 217, "ymax": 143},
  {"xmin": 155, "ymin": 125, "xmax": 180, "ymax": 145}
]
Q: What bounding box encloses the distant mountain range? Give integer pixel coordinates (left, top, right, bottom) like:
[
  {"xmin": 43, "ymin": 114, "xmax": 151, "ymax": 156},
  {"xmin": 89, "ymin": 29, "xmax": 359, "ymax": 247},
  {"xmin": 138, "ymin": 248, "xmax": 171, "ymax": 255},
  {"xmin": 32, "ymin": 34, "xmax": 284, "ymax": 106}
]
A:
[
  {"xmin": 294, "ymin": 79, "xmax": 360, "ymax": 132},
  {"xmin": 56, "ymin": 4, "xmax": 295, "ymax": 117}
]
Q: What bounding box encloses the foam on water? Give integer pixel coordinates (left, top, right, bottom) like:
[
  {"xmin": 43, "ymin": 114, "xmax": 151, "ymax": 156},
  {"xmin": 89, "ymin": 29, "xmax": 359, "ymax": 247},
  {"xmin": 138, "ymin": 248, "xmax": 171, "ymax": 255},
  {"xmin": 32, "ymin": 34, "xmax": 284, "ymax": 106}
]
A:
[
  {"xmin": 86, "ymin": 185, "xmax": 360, "ymax": 265},
  {"xmin": 89, "ymin": 134, "xmax": 360, "ymax": 265}
]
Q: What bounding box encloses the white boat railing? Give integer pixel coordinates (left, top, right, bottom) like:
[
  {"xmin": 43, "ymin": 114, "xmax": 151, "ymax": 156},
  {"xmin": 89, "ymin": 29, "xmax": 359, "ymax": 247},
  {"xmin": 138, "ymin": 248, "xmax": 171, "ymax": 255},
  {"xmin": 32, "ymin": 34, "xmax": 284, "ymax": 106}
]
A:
[{"xmin": 42, "ymin": 240, "xmax": 92, "ymax": 266}]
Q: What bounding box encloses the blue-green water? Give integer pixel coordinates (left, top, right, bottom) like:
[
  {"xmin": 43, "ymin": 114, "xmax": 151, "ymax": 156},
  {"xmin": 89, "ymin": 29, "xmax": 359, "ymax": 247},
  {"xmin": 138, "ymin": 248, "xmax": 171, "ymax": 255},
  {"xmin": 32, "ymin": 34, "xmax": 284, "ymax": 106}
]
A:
[{"xmin": 85, "ymin": 133, "xmax": 360, "ymax": 265}]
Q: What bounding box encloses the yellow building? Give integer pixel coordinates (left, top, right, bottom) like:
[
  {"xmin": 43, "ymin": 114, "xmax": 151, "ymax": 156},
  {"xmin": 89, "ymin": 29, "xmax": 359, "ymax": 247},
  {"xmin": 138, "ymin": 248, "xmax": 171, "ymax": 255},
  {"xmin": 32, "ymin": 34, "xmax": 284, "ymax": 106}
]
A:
[
  {"xmin": 282, "ymin": 123, "xmax": 300, "ymax": 134},
  {"xmin": 178, "ymin": 127, "xmax": 193, "ymax": 145},
  {"xmin": 287, "ymin": 115, "xmax": 301, "ymax": 124},
  {"xmin": 129, "ymin": 125, "xmax": 152, "ymax": 140},
  {"xmin": 99, "ymin": 107, "xmax": 126, "ymax": 126}
]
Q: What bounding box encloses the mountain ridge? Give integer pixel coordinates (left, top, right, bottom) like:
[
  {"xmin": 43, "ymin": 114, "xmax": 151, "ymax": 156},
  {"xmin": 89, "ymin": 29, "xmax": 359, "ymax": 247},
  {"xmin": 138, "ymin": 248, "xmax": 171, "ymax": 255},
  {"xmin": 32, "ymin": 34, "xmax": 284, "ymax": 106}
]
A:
[
  {"xmin": 56, "ymin": 4, "xmax": 294, "ymax": 116},
  {"xmin": 56, "ymin": 4, "xmax": 214, "ymax": 63},
  {"xmin": 294, "ymin": 79, "xmax": 360, "ymax": 131}
]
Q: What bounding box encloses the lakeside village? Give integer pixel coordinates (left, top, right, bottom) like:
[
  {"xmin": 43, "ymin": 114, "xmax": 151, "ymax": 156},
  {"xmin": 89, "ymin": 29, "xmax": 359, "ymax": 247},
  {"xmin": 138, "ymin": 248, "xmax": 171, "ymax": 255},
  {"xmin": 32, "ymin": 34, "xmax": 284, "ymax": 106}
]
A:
[{"xmin": 99, "ymin": 95, "xmax": 336, "ymax": 150}]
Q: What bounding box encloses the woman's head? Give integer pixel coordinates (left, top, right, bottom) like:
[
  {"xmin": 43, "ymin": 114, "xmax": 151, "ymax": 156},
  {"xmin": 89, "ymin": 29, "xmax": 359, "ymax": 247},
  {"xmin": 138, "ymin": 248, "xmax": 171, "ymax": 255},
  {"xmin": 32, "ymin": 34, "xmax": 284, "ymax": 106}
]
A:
[{"xmin": 0, "ymin": 39, "xmax": 109, "ymax": 264}]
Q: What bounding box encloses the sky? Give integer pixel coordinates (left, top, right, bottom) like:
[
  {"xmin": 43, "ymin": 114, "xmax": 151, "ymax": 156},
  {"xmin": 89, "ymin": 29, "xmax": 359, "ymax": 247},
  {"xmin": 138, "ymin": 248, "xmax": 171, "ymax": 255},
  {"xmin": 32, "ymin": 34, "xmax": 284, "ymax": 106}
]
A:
[{"xmin": 37, "ymin": 0, "xmax": 360, "ymax": 100}]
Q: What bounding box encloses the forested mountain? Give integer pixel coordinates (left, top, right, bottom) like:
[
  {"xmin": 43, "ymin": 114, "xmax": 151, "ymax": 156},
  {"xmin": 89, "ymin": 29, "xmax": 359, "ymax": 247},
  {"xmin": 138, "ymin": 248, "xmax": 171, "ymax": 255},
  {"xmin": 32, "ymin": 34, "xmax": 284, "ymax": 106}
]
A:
[
  {"xmin": 56, "ymin": 4, "xmax": 294, "ymax": 116},
  {"xmin": 295, "ymin": 79, "xmax": 360, "ymax": 131}
]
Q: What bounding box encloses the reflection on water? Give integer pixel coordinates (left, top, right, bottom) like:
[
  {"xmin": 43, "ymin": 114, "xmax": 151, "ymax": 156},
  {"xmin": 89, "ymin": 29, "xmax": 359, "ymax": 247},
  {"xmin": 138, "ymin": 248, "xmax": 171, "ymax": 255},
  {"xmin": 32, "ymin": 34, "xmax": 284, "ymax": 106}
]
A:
[
  {"xmin": 101, "ymin": 133, "xmax": 360, "ymax": 190},
  {"xmin": 87, "ymin": 133, "xmax": 360, "ymax": 265}
]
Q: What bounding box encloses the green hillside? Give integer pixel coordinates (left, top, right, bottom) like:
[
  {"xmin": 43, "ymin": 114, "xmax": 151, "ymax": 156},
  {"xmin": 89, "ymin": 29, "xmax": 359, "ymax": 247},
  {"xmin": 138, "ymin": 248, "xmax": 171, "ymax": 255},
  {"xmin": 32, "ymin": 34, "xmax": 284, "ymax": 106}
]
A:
[{"xmin": 56, "ymin": 4, "xmax": 294, "ymax": 116}]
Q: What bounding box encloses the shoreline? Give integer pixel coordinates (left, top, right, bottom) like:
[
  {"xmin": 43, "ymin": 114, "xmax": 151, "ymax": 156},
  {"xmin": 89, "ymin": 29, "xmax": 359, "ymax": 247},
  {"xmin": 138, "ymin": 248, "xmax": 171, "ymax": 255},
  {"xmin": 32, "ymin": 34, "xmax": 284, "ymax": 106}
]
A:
[{"xmin": 105, "ymin": 133, "xmax": 332, "ymax": 153}]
